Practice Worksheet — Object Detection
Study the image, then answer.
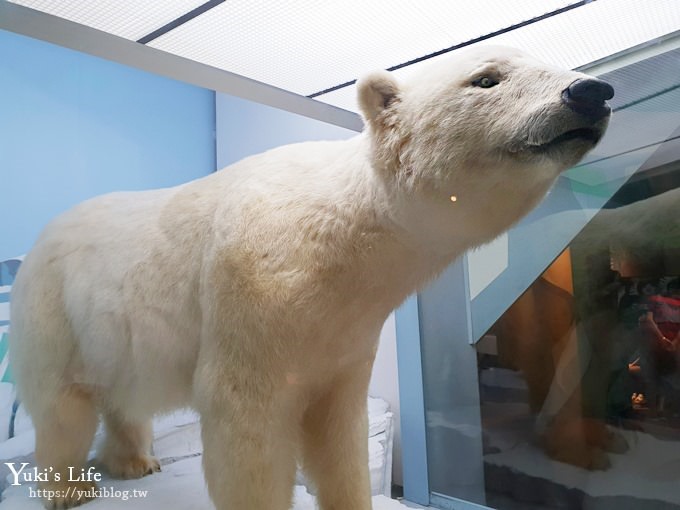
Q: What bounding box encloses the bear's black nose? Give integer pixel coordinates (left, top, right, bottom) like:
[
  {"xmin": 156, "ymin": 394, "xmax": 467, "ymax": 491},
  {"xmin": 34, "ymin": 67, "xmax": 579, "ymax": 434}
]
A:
[
  {"xmin": 562, "ymin": 78, "xmax": 614, "ymax": 120},
  {"xmin": 568, "ymin": 78, "xmax": 615, "ymax": 103}
]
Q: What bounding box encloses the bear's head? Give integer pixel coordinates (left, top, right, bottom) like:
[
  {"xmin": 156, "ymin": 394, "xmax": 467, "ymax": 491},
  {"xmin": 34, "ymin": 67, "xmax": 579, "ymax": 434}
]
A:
[{"xmin": 357, "ymin": 45, "xmax": 613, "ymax": 251}]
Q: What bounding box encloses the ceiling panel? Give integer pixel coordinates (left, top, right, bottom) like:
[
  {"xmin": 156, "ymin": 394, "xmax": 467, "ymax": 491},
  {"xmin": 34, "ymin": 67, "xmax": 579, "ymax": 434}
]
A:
[
  {"xmin": 147, "ymin": 0, "xmax": 575, "ymax": 96},
  {"xmin": 314, "ymin": 0, "xmax": 680, "ymax": 112},
  {"xmin": 8, "ymin": 0, "xmax": 207, "ymax": 40},
  {"xmin": 8, "ymin": 0, "xmax": 680, "ymax": 115}
]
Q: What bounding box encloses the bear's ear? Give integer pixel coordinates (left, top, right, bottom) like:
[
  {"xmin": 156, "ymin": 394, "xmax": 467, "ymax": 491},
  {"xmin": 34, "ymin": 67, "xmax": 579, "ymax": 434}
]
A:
[{"xmin": 357, "ymin": 71, "xmax": 400, "ymax": 124}]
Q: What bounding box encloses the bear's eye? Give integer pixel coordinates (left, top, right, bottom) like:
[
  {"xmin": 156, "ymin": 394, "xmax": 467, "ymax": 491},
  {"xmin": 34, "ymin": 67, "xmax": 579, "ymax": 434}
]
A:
[{"xmin": 472, "ymin": 76, "xmax": 498, "ymax": 88}]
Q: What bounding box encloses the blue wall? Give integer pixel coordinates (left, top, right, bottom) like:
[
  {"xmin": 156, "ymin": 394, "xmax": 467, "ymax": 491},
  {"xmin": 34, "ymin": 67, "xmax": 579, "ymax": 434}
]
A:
[
  {"xmin": 216, "ymin": 93, "xmax": 357, "ymax": 169},
  {"xmin": 0, "ymin": 30, "xmax": 216, "ymax": 260}
]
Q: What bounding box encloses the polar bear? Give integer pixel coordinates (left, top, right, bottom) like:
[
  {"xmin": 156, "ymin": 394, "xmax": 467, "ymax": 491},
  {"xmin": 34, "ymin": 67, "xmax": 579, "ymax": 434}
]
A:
[{"xmin": 10, "ymin": 45, "xmax": 613, "ymax": 510}]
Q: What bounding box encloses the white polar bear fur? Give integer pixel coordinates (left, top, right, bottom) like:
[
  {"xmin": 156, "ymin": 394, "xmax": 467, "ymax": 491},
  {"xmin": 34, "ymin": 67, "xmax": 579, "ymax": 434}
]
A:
[{"xmin": 10, "ymin": 46, "xmax": 610, "ymax": 510}]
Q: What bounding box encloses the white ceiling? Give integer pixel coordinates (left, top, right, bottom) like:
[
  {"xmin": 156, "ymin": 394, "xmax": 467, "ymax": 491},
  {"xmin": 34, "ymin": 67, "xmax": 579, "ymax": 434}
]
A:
[
  {"xmin": 8, "ymin": 0, "xmax": 680, "ymax": 113},
  {"xmin": 8, "ymin": 0, "xmax": 208, "ymax": 40}
]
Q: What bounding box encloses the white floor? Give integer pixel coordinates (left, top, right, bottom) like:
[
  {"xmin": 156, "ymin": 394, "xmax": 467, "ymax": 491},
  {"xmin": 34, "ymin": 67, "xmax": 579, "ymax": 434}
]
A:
[
  {"xmin": 1, "ymin": 455, "xmax": 414, "ymax": 509},
  {"xmin": 0, "ymin": 402, "xmax": 414, "ymax": 509}
]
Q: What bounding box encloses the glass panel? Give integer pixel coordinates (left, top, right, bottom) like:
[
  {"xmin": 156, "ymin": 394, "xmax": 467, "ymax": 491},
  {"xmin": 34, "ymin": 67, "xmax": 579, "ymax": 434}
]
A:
[
  {"xmin": 422, "ymin": 39, "xmax": 680, "ymax": 510},
  {"xmin": 468, "ymin": 39, "xmax": 680, "ymax": 345},
  {"xmin": 420, "ymin": 259, "xmax": 487, "ymax": 505},
  {"xmin": 476, "ymin": 69, "xmax": 680, "ymax": 510}
]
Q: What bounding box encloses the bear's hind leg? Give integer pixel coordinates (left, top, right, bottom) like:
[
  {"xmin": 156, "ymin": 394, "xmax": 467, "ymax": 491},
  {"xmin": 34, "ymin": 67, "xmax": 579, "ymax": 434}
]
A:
[
  {"xmin": 33, "ymin": 385, "xmax": 99, "ymax": 509},
  {"xmin": 301, "ymin": 366, "xmax": 373, "ymax": 510},
  {"xmin": 98, "ymin": 413, "xmax": 160, "ymax": 479}
]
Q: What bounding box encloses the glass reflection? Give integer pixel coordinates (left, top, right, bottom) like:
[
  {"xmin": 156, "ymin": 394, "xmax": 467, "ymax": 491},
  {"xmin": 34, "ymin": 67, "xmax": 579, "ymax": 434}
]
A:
[{"xmin": 480, "ymin": 173, "xmax": 680, "ymax": 509}]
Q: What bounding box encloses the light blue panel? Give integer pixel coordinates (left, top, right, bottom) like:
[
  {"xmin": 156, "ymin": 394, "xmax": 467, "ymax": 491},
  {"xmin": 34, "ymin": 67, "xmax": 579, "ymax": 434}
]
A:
[
  {"xmin": 395, "ymin": 295, "xmax": 430, "ymax": 506},
  {"xmin": 0, "ymin": 29, "xmax": 216, "ymax": 260},
  {"xmin": 215, "ymin": 92, "xmax": 358, "ymax": 169}
]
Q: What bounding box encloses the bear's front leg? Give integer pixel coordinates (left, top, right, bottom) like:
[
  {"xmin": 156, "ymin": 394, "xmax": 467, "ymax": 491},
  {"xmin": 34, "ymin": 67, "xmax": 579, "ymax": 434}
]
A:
[
  {"xmin": 301, "ymin": 363, "xmax": 373, "ymax": 510},
  {"xmin": 195, "ymin": 367, "xmax": 299, "ymax": 510}
]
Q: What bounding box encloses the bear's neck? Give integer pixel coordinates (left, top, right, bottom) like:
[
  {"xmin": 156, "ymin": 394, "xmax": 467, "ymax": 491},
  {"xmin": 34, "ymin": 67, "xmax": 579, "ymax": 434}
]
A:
[
  {"xmin": 309, "ymin": 137, "xmax": 474, "ymax": 308},
  {"xmin": 337, "ymin": 135, "xmax": 557, "ymax": 307}
]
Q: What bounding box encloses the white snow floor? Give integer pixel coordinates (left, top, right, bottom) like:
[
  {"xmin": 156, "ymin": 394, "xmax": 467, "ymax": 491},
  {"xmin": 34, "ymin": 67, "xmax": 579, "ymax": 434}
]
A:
[
  {"xmin": 0, "ymin": 400, "xmax": 413, "ymax": 509},
  {"xmin": 0, "ymin": 455, "xmax": 412, "ymax": 509}
]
